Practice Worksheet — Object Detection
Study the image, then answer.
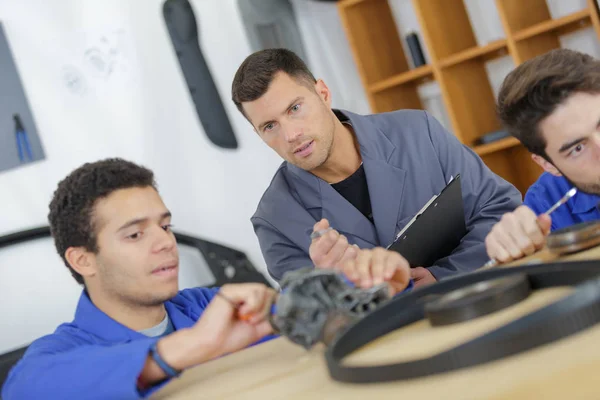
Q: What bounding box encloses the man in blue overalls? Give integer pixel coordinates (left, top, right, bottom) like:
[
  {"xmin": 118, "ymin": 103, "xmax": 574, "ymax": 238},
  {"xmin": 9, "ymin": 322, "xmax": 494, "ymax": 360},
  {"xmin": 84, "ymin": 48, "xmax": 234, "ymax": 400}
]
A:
[
  {"xmin": 485, "ymin": 48, "xmax": 600, "ymax": 263},
  {"xmin": 2, "ymin": 158, "xmax": 411, "ymax": 399}
]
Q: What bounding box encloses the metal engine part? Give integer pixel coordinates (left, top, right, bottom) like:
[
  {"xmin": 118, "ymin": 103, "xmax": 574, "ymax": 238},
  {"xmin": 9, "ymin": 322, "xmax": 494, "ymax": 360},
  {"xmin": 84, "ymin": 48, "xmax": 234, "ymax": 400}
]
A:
[{"xmin": 270, "ymin": 267, "xmax": 391, "ymax": 349}]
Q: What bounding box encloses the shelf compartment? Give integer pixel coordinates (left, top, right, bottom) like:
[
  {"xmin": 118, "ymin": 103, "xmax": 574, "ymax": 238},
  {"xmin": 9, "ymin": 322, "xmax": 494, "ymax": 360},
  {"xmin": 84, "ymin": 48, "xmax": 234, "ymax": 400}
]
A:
[
  {"xmin": 439, "ymin": 39, "xmax": 508, "ymax": 68},
  {"xmin": 370, "ymin": 82, "xmax": 424, "ymax": 113},
  {"xmin": 338, "ymin": 0, "xmax": 408, "ymax": 85},
  {"xmin": 497, "ymin": 0, "xmax": 553, "ymax": 33},
  {"xmin": 474, "ymin": 137, "xmax": 520, "ymax": 156},
  {"xmin": 513, "ymin": 9, "xmax": 591, "ymax": 41},
  {"xmin": 508, "ymin": 145, "xmax": 544, "ymax": 194},
  {"xmin": 369, "ymin": 65, "xmax": 433, "ymax": 93},
  {"xmin": 338, "ymin": 0, "xmax": 371, "ymax": 8},
  {"xmin": 439, "ymin": 60, "xmax": 501, "ymax": 146},
  {"xmin": 413, "ymin": 0, "xmax": 478, "ymax": 60}
]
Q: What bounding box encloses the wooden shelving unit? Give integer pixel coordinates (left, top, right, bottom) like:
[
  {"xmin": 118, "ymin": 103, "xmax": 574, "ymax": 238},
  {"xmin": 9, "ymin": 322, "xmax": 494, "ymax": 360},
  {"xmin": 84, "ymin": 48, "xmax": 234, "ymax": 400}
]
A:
[
  {"xmin": 475, "ymin": 137, "xmax": 521, "ymax": 157},
  {"xmin": 369, "ymin": 65, "xmax": 433, "ymax": 93},
  {"xmin": 512, "ymin": 9, "xmax": 592, "ymax": 41},
  {"xmin": 338, "ymin": 0, "xmax": 600, "ymax": 195}
]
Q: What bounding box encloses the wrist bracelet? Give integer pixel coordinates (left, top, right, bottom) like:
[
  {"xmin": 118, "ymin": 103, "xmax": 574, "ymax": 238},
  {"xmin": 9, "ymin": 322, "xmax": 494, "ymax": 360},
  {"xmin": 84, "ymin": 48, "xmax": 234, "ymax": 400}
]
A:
[{"xmin": 150, "ymin": 341, "xmax": 181, "ymax": 378}]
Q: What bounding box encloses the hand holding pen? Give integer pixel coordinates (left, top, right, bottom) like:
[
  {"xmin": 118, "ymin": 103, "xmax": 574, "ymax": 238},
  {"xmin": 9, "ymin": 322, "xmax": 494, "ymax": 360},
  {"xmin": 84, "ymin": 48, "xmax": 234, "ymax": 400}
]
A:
[
  {"xmin": 309, "ymin": 219, "xmax": 359, "ymax": 270},
  {"xmin": 483, "ymin": 188, "xmax": 577, "ymax": 268}
]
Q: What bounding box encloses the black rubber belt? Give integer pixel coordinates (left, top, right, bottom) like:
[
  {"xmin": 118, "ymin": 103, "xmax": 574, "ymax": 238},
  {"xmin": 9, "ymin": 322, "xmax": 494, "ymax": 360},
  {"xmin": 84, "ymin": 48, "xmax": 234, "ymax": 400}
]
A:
[{"xmin": 325, "ymin": 260, "xmax": 600, "ymax": 383}]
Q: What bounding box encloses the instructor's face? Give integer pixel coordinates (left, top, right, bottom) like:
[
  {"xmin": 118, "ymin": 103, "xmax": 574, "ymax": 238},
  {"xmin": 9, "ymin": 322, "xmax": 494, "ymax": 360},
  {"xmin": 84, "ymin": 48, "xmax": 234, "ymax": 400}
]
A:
[{"xmin": 242, "ymin": 72, "xmax": 336, "ymax": 172}]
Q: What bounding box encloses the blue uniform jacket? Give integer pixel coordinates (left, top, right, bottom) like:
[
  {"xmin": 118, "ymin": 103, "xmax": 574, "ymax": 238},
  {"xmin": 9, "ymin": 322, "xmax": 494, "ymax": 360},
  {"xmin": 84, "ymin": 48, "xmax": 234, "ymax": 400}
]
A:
[
  {"xmin": 1, "ymin": 288, "xmax": 275, "ymax": 399},
  {"xmin": 523, "ymin": 173, "xmax": 600, "ymax": 231}
]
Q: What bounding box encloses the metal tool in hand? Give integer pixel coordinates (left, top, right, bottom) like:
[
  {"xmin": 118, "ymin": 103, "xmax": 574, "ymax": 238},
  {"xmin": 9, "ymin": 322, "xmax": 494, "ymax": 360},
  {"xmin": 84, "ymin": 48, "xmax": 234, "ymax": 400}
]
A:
[
  {"xmin": 310, "ymin": 227, "xmax": 333, "ymax": 241},
  {"xmin": 483, "ymin": 187, "xmax": 578, "ymax": 268},
  {"xmin": 215, "ymin": 290, "xmax": 256, "ymax": 321}
]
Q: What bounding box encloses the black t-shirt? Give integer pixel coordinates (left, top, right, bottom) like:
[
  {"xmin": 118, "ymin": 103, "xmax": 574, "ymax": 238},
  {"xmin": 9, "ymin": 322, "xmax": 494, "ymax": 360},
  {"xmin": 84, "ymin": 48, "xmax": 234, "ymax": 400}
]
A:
[{"xmin": 331, "ymin": 164, "xmax": 373, "ymax": 222}]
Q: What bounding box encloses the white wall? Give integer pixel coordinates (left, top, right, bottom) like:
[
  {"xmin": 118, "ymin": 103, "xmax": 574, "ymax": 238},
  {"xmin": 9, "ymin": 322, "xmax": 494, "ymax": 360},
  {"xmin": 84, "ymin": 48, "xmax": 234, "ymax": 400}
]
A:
[
  {"xmin": 0, "ymin": 0, "xmax": 282, "ymax": 352},
  {"xmin": 0, "ymin": 0, "xmax": 370, "ymax": 250},
  {"xmin": 0, "ymin": 0, "xmax": 155, "ymax": 352},
  {"xmin": 0, "ymin": 0, "xmax": 369, "ymax": 352},
  {"xmin": 0, "ymin": 239, "xmax": 82, "ymax": 353}
]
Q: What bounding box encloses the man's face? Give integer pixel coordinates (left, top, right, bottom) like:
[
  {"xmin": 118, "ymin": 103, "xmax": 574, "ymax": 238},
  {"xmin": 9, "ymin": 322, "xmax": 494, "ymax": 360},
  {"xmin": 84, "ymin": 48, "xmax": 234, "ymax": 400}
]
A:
[
  {"xmin": 87, "ymin": 186, "xmax": 179, "ymax": 307},
  {"xmin": 538, "ymin": 92, "xmax": 600, "ymax": 195},
  {"xmin": 242, "ymin": 72, "xmax": 336, "ymax": 172}
]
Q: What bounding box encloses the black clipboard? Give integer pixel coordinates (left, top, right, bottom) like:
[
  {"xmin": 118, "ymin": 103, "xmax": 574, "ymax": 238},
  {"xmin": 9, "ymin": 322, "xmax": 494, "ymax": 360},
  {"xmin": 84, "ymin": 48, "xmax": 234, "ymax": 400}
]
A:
[{"xmin": 388, "ymin": 174, "xmax": 466, "ymax": 267}]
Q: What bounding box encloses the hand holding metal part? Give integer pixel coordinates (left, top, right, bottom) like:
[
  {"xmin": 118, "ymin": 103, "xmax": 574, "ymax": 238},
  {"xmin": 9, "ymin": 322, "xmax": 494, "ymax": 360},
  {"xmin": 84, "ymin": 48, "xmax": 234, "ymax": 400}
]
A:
[
  {"xmin": 227, "ymin": 220, "xmax": 411, "ymax": 350},
  {"xmin": 269, "ymin": 268, "xmax": 392, "ymax": 349},
  {"xmin": 216, "ymin": 267, "xmax": 395, "ymax": 350}
]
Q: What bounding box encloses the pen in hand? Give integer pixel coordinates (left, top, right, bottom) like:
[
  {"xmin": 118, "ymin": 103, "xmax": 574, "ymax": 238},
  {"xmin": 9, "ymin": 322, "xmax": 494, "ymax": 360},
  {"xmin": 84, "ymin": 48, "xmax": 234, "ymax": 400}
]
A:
[
  {"xmin": 310, "ymin": 227, "xmax": 333, "ymax": 241},
  {"xmin": 483, "ymin": 187, "xmax": 578, "ymax": 268}
]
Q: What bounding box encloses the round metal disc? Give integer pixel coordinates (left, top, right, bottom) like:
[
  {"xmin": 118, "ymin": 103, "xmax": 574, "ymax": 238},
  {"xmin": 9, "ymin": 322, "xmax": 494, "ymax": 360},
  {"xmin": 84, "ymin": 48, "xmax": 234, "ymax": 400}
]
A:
[
  {"xmin": 424, "ymin": 274, "xmax": 531, "ymax": 326},
  {"xmin": 547, "ymin": 220, "xmax": 600, "ymax": 255}
]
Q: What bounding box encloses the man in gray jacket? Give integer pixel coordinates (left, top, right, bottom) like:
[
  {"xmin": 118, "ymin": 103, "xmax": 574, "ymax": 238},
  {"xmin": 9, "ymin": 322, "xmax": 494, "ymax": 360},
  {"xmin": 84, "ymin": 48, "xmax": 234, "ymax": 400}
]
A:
[{"xmin": 231, "ymin": 48, "xmax": 521, "ymax": 287}]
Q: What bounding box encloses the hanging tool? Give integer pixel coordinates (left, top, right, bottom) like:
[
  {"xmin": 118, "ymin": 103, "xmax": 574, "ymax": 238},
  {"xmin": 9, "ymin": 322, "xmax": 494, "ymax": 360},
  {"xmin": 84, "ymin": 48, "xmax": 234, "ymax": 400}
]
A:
[{"xmin": 13, "ymin": 114, "xmax": 33, "ymax": 162}]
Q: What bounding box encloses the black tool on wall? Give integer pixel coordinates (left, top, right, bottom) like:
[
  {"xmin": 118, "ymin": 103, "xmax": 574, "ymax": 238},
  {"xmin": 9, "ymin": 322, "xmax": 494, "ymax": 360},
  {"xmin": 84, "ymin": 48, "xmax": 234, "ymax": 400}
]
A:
[
  {"xmin": 237, "ymin": 0, "xmax": 308, "ymax": 62},
  {"xmin": 162, "ymin": 0, "xmax": 238, "ymax": 149},
  {"xmin": 13, "ymin": 114, "xmax": 32, "ymax": 163}
]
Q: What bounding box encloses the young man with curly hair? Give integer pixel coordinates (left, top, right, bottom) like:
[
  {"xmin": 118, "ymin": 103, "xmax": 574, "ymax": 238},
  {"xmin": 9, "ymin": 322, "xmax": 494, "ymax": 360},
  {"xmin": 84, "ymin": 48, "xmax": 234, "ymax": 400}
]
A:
[{"xmin": 2, "ymin": 158, "xmax": 411, "ymax": 399}]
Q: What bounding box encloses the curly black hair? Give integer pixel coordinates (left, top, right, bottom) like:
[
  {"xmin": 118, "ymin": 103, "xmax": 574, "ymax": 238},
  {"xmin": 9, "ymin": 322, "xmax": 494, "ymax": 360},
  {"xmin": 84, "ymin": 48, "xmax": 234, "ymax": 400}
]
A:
[{"xmin": 48, "ymin": 158, "xmax": 157, "ymax": 284}]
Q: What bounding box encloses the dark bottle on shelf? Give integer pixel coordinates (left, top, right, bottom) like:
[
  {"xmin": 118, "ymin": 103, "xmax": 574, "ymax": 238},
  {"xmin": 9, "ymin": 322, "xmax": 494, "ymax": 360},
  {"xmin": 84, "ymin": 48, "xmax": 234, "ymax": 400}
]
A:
[{"xmin": 406, "ymin": 31, "xmax": 426, "ymax": 68}]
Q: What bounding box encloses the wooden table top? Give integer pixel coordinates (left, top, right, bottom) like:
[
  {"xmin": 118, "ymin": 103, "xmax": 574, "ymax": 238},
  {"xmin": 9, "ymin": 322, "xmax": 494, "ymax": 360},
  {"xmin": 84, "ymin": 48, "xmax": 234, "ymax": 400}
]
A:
[{"xmin": 153, "ymin": 244, "xmax": 600, "ymax": 400}]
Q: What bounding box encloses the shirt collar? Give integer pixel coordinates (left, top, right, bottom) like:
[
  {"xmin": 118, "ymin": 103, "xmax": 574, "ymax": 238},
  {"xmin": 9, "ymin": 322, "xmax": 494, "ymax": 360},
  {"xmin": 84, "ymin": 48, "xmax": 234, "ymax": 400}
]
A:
[
  {"xmin": 570, "ymin": 189, "xmax": 600, "ymax": 214},
  {"xmin": 72, "ymin": 290, "xmax": 194, "ymax": 343},
  {"xmin": 73, "ymin": 291, "xmax": 144, "ymax": 343}
]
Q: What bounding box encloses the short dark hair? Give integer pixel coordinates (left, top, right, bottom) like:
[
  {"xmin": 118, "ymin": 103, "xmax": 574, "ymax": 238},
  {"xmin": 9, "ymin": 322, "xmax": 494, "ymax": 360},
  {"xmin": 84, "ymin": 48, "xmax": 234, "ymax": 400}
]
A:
[
  {"xmin": 231, "ymin": 48, "xmax": 316, "ymax": 119},
  {"xmin": 48, "ymin": 158, "xmax": 157, "ymax": 284},
  {"xmin": 497, "ymin": 48, "xmax": 600, "ymax": 159}
]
